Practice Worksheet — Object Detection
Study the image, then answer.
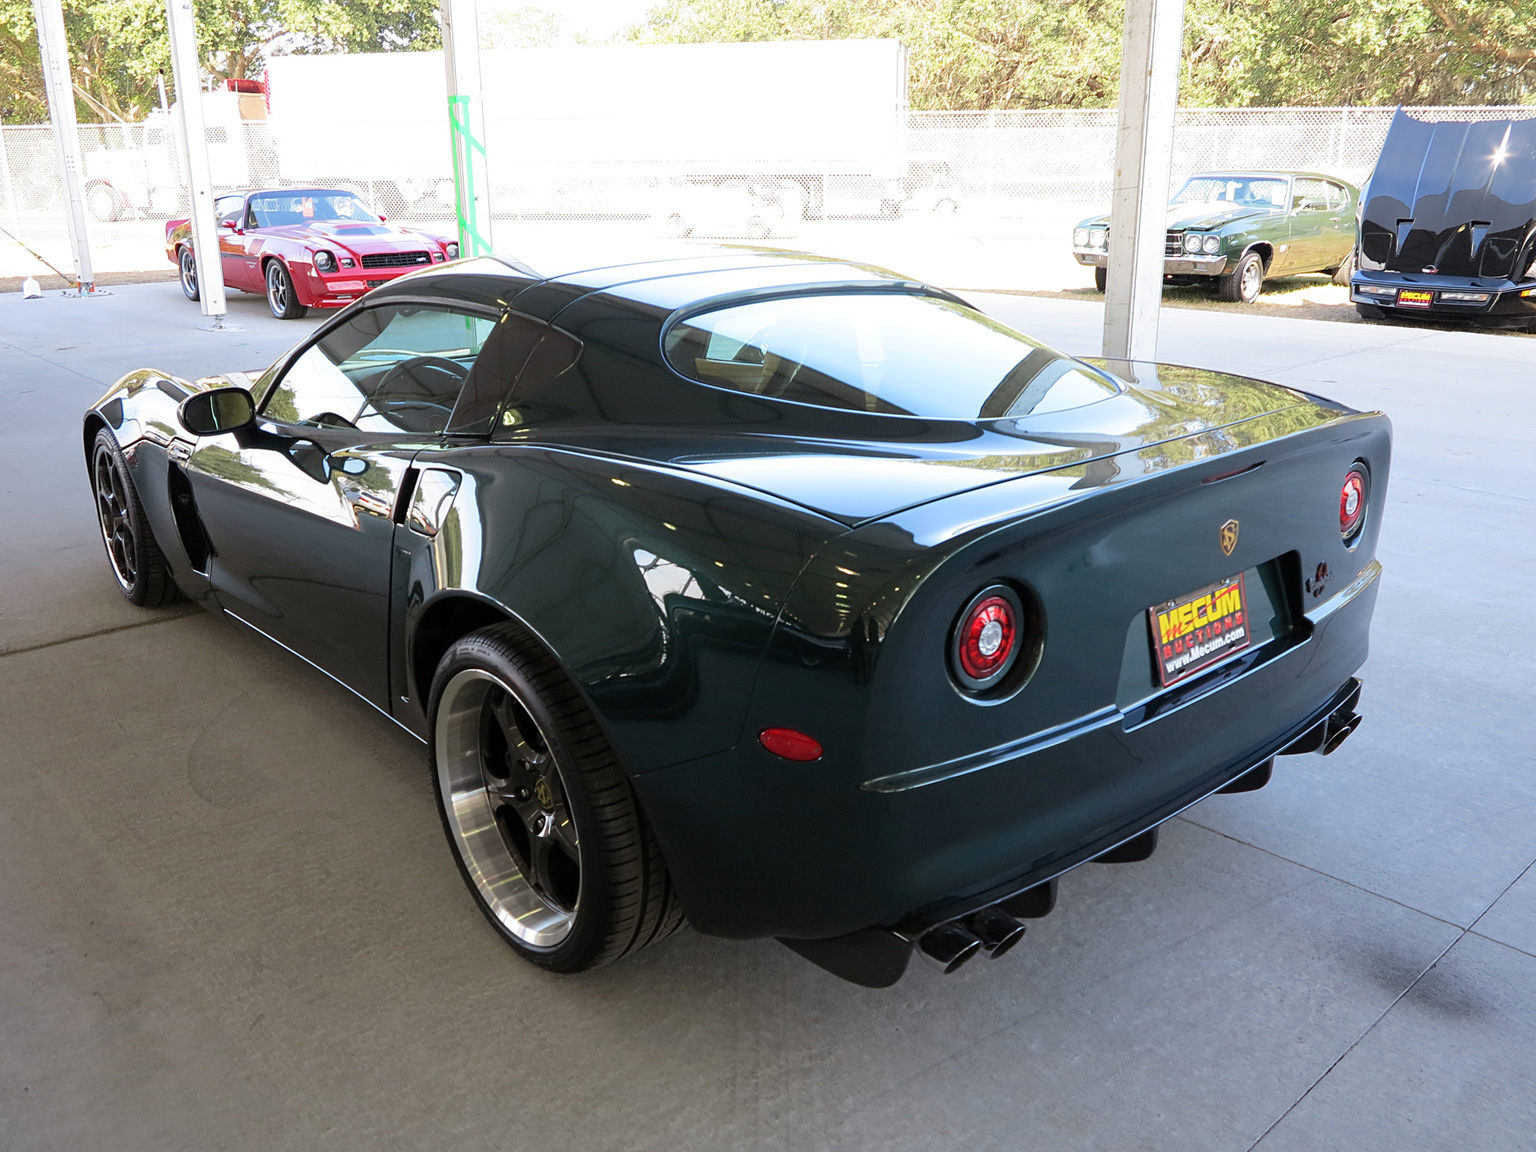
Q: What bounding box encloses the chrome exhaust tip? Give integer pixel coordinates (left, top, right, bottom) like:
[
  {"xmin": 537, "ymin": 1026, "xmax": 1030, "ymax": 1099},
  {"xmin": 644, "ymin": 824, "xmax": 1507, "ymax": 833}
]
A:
[
  {"xmin": 916, "ymin": 922, "xmax": 983, "ymax": 974},
  {"xmin": 966, "ymin": 907, "xmax": 1027, "ymax": 958},
  {"xmin": 1321, "ymin": 713, "xmax": 1361, "ymax": 755}
]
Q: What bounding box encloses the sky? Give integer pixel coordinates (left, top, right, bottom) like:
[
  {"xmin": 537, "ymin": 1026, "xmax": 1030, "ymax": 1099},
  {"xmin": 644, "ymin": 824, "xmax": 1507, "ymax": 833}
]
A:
[{"xmin": 479, "ymin": 0, "xmax": 660, "ymax": 41}]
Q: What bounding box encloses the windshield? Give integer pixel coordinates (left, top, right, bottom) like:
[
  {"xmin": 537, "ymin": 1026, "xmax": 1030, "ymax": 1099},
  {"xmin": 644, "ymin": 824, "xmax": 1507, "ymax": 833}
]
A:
[
  {"xmin": 249, "ymin": 192, "xmax": 380, "ymax": 228},
  {"xmin": 663, "ymin": 293, "xmax": 1119, "ymax": 419},
  {"xmin": 1172, "ymin": 176, "xmax": 1288, "ymax": 209}
]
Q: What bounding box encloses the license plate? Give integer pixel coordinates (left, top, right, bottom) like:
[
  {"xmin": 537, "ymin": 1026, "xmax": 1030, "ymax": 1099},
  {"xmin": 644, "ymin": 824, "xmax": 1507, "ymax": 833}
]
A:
[
  {"xmin": 1397, "ymin": 289, "xmax": 1434, "ymax": 308},
  {"xmin": 1148, "ymin": 574, "xmax": 1252, "ymax": 687}
]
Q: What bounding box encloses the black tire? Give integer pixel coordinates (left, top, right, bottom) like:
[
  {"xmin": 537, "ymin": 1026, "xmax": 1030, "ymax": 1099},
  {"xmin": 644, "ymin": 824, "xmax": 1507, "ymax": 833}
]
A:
[
  {"xmin": 1218, "ymin": 251, "xmax": 1265, "ymax": 303},
  {"xmin": 1093, "ymin": 266, "xmax": 1107, "ymax": 293},
  {"xmin": 90, "ymin": 430, "xmax": 181, "ymax": 606},
  {"xmin": 178, "ymin": 246, "xmax": 199, "ymax": 302},
  {"xmin": 265, "ymin": 260, "xmax": 307, "ymax": 319},
  {"xmin": 86, "ymin": 182, "xmax": 122, "ymax": 222},
  {"xmin": 1355, "ymin": 303, "xmax": 1387, "ymax": 320},
  {"xmin": 429, "ymin": 623, "xmax": 683, "ymax": 973},
  {"xmin": 1331, "ymin": 248, "xmax": 1356, "ymax": 286}
]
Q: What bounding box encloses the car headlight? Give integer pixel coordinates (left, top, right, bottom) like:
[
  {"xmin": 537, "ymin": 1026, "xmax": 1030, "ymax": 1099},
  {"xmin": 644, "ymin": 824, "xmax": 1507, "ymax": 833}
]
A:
[
  {"xmin": 1089, "ymin": 228, "xmax": 1107, "ymax": 248},
  {"xmin": 445, "ymin": 242, "xmax": 459, "ymax": 260},
  {"xmin": 1203, "ymin": 235, "xmax": 1221, "ymax": 254},
  {"xmin": 1184, "ymin": 233, "xmax": 1203, "ymax": 254},
  {"xmin": 1074, "ymin": 228, "xmax": 1090, "ymax": 247},
  {"xmin": 313, "ymin": 250, "xmax": 335, "ymax": 273}
]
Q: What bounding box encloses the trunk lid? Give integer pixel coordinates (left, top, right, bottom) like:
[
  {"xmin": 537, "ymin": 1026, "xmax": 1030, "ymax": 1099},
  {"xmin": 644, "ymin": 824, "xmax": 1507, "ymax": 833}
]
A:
[{"xmin": 664, "ymin": 359, "xmax": 1324, "ymax": 525}]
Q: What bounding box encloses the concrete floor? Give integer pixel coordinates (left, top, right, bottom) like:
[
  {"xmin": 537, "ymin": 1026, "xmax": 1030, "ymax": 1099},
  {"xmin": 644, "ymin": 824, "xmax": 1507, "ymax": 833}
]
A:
[{"xmin": 2, "ymin": 281, "xmax": 1533, "ymax": 1152}]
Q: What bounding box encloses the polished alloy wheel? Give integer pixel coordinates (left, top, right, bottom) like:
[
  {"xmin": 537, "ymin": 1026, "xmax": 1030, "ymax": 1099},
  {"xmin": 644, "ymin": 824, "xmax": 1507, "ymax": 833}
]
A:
[
  {"xmin": 179, "ymin": 247, "xmax": 198, "ymax": 300},
  {"xmin": 266, "ymin": 264, "xmax": 290, "ymax": 315},
  {"xmin": 435, "ymin": 668, "xmax": 581, "ymax": 948},
  {"xmin": 93, "ymin": 444, "xmax": 137, "ymax": 593},
  {"xmin": 1239, "ymin": 257, "xmax": 1263, "ymax": 302}
]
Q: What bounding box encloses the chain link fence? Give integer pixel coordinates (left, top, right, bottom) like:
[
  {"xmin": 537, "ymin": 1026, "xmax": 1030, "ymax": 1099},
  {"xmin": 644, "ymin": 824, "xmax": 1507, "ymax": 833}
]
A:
[{"xmin": 3, "ymin": 103, "xmax": 1532, "ymax": 288}]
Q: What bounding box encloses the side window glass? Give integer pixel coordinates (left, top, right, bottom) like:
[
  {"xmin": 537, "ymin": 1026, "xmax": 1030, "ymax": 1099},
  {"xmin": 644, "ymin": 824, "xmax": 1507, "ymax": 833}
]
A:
[
  {"xmin": 450, "ymin": 311, "xmax": 561, "ymax": 433},
  {"xmin": 1293, "ymin": 179, "xmax": 1327, "ymax": 210},
  {"xmin": 1326, "ymin": 183, "xmax": 1348, "ymax": 211},
  {"xmin": 261, "ymin": 305, "xmax": 495, "ymax": 434}
]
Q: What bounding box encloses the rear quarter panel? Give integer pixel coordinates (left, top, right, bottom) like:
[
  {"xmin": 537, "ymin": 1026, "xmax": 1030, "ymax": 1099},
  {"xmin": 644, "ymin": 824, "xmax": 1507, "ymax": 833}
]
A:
[{"xmin": 396, "ymin": 443, "xmax": 847, "ymax": 771}]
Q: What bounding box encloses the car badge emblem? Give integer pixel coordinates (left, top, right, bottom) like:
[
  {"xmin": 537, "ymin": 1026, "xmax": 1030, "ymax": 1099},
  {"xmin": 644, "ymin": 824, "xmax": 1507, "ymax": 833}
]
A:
[
  {"xmin": 533, "ymin": 777, "xmax": 555, "ymax": 809},
  {"xmin": 1219, "ymin": 519, "xmax": 1239, "ymax": 556}
]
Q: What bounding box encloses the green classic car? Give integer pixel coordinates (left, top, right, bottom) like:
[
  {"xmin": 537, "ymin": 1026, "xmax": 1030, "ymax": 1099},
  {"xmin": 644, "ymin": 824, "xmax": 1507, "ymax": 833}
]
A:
[{"xmin": 1073, "ymin": 170, "xmax": 1360, "ymax": 303}]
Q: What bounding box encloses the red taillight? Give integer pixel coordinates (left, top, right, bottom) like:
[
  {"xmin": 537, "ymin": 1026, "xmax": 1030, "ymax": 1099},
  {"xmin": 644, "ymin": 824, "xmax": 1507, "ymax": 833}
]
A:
[
  {"xmin": 759, "ymin": 728, "xmax": 823, "ymax": 762},
  {"xmin": 950, "ymin": 585, "xmax": 1026, "ymax": 692},
  {"xmin": 1339, "ymin": 467, "xmax": 1367, "ymax": 541},
  {"xmin": 958, "ymin": 596, "xmax": 1016, "ymax": 679}
]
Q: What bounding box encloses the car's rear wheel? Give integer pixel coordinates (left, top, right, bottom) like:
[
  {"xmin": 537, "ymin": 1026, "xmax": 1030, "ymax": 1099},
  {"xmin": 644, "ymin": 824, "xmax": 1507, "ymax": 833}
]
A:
[
  {"xmin": 1093, "ymin": 266, "xmax": 1107, "ymax": 293},
  {"xmin": 1330, "ymin": 248, "xmax": 1356, "ymax": 286},
  {"xmin": 265, "ymin": 261, "xmax": 307, "ymax": 320},
  {"xmin": 178, "ymin": 247, "xmax": 199, "ymax": 302},
  {"xmin": 430, "ymin": 624, "xmax": 683, "ymax": 972},
  {"xmin": 91, "ymin": 430, "xmax": 181, "ymax": 606},
  {"xmin": 1218, "ymin": 251, "xmax": 1265, "ymax": 303}
]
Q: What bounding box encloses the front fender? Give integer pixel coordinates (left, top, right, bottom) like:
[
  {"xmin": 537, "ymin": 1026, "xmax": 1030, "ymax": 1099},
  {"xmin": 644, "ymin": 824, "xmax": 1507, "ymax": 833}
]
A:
[
  {"xmin": 262, "ymin": 254, "xmax": 324, "ymax": 307},
  {"xmin": 84, "ymin": 370, "xmax": 222, "ymax": 602}
]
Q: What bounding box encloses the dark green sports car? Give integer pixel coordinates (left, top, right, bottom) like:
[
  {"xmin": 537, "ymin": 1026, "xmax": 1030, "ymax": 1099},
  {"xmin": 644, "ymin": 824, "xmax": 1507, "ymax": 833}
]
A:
[
  {"xmin": 1074, "ymin": 170, "xmax": 1360, "ymax": 303},
  {"xmin": 84, "ymin": 250, "xmax": 1389, "ymax": 986}
]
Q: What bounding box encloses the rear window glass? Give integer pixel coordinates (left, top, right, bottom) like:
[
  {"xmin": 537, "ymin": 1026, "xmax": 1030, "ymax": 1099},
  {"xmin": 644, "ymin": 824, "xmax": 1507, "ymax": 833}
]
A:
[{"xmin": 663, "ymin": 293, "xmax": 1118, "ymax": 419}]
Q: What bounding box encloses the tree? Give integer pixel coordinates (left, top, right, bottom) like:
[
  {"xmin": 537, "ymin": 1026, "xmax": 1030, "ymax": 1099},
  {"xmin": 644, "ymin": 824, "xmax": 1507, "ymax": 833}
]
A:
[
  {"xmin": 0, "ymin": 0, "xmax": 442, "ymax": 125},
  {"xmin": 629, "ymin": 0, "xmax": 1536, "ymax": 108}
]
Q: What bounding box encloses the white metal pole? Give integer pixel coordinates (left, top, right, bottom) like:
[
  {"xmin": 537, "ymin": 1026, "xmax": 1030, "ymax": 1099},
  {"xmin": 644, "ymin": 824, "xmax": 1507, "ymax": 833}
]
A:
[
  {"xmin": 0, "ymin": 112, "xmax": 18, "ymax": 236},
  {"xmin": 441, "ymin": 0, "xmax": 495, "ymax": 256},
  {"xmin": 164, "ymin": 0, "xmax": 226, "ymax": 323},
  {"xmin": 1102, "ymin": 0, "xmax": 1186, "ymax": 362},
  {"xmin": 32, "ymin": 0, "xmax": 95, "ymax": 293}
]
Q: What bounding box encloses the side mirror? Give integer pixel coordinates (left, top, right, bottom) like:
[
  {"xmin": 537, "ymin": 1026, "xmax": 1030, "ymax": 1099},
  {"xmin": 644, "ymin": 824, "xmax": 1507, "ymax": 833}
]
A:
[
  {"xmin": 220, "ymin": 219, "xmax": 240, "ymax": 231},
  {"xmin": 178, "ymin": 386, "xmax": 256, "ymax": 437},
  {"xmin": 377, "ymin": 214, "xmax": 387, "ymax": 223}
]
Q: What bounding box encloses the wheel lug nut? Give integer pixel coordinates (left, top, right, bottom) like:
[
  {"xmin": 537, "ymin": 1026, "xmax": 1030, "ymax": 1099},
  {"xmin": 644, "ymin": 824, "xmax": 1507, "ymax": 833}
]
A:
[{"xmin": 514, "ymin": 788, "xmax": 530, "ymax": 801}]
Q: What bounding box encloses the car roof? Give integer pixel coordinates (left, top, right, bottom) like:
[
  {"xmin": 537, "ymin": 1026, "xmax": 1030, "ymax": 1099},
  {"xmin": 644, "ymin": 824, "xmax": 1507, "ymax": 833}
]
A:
[
  {"xmin": 1187, "ymin": 169, "xmax": 1354, "ymax": 185},
  {"xmin": 238, "ymin": 187, "xmax": 369, "ymax": 198},
  {"xmin": 368, "ymin": 248, "xmax": 945, "ymax": 323}
]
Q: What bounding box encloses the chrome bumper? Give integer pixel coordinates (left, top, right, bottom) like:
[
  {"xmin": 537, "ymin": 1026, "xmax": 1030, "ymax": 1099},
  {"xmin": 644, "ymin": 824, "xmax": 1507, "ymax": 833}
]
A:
[{"xmin": 1073, "ymin": 250, "xmax": 1229, "ymax": 276}]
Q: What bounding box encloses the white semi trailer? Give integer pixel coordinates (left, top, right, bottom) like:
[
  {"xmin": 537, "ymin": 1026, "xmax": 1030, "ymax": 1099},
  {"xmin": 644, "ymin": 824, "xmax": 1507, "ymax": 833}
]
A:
[{"xmin": 263, "ymin": 40, "xmax": 911, "ymax": 221}]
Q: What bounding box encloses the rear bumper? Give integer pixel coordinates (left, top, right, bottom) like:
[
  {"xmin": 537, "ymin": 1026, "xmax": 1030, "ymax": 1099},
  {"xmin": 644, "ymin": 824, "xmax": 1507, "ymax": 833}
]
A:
[{"xmin": 635, "ymin": 558, "xmax": 1381, "ymax": 942}]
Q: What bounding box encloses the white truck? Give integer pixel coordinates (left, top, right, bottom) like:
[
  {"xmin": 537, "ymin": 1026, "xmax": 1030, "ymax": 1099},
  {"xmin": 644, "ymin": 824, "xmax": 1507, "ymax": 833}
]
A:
[
  {"xmin": 262, "ymin": 40, "xmax": 912, "ymax": 221},
  {"xmin": 79, "ymin": 89, "xmax": 274, "ymax": 220}
]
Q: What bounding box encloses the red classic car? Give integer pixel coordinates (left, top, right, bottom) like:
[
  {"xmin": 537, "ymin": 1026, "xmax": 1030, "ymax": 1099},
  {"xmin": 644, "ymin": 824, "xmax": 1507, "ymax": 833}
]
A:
[{"xmin": 165, "ymin": 188, "xmax": 459, "ymax": 319}]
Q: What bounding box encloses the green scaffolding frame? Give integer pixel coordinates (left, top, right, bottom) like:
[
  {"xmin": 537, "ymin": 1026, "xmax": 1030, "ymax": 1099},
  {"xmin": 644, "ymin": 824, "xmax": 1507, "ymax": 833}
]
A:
[{"xmin": 448, "ymin": 94, "xmax": 492, "ymax": 258}]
